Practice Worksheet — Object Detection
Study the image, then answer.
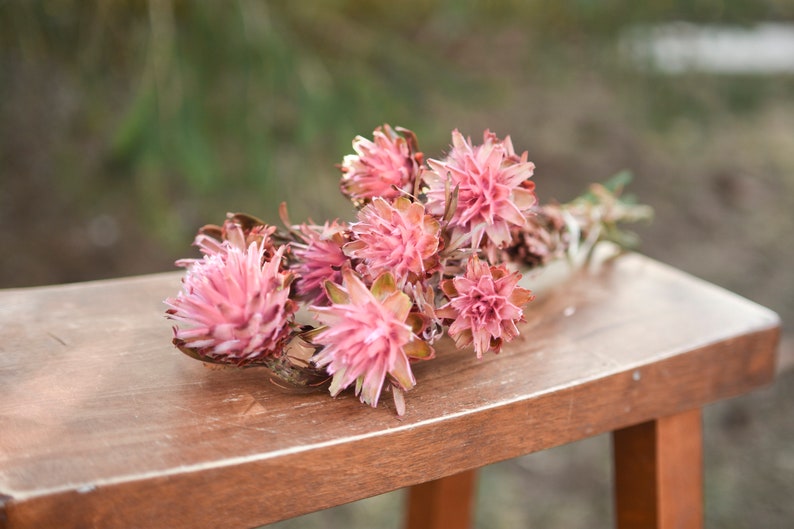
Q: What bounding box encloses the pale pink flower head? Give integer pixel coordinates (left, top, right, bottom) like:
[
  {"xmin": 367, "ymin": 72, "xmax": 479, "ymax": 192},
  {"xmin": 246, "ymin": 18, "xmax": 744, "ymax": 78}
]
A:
[
  {"xmin": 311, "ymin": 270, "xmax": 434, "ymax": 411},
  {"xmin": 291, "ymin": 220, "xmax": 350, "ymax": 305},
  {"xmin": 340, "ymin": 124, "xmax": 422, "ymax": 205},
  {"xmin": 165, "ymin": 243, "xmax": 296, "ymax": 365},
  {"xmin": 423, "ymin": 129, "xmax": 537, "ymax": 250},
  {"xmin": 344, "ymin": 196, "xmax": 441, "ymax": 288},
  {"xmin": 437, "ymin": 255, "xmax": 534, "ymax": 358}
]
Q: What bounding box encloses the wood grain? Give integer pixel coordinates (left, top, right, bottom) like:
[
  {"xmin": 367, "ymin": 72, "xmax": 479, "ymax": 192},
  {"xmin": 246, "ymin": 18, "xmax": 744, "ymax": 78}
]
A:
[
  {"xmin": 0, "ymin": 254, "xmax": 779, "ymax": 529},
  {"xmin": 613, "ymin": 409, "xmax": 703, "ymax": 529}
]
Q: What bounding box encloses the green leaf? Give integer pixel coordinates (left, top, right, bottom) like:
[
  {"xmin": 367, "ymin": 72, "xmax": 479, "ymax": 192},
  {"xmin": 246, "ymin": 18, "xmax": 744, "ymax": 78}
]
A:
[
  {"xmin": 371, "ymin": 272, "xmax": 397, "ymax": 299},
  {"xmin": 324, "ymin": 281, "xmax": 349, "ymax": 305},
  {"xmin": 602, "ymin": 170, "xmax": 634, "ymax": 194}
]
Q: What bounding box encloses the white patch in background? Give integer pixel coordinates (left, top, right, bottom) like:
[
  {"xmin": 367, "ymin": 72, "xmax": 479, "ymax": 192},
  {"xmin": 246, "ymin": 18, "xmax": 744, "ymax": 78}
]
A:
[{"xmin": 622, "ymin": 22, "xmax": 794, "ymax": 74}]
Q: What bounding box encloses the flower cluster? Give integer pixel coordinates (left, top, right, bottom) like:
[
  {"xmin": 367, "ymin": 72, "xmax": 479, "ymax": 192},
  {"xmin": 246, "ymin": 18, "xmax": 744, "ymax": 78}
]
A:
[{"xmin": 165, "ymin": 126, "xmax": 651, "ymax": 415}]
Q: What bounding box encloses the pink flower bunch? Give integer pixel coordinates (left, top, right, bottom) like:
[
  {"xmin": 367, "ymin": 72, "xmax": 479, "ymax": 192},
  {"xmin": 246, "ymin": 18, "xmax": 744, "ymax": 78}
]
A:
[{"xmin": 166, "ymin": 124, "xmax": 649, "ymax": 414}]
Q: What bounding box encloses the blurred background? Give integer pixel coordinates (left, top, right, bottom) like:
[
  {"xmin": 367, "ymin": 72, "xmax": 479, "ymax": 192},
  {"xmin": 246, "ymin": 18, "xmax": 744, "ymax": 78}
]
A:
[{"xmin": 1, "ymin": 1, "xmax": 791, "ymax": 527}]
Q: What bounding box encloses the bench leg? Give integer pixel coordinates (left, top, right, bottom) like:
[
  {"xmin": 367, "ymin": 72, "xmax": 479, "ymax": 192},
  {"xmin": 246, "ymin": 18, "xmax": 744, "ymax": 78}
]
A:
[
  {"xmin": 405, "ymin": 469, "xmax": 477, "ymax": 529},
  {"xmin": 613, "ymin": 408, "xmax": 703, "ymax": 529}
]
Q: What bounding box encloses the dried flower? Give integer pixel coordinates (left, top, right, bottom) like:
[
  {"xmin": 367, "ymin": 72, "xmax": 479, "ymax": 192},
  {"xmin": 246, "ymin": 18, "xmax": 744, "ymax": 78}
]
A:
[
  {"xmin": 405, "ymin": 281, "xmax": 444, "ymax": 344},
  {"xmin": 290, "ymin": 221, "xmax": 350, "ymax": 305},
  {"xmin": 438, "ymin": 256, "xmax": 533, "ymax": 357},
  {"xmin": 165, "ymin": 243, "xmax": 296, "ymax": 365},
  {"xmin": 311, "ymin": 271, "xmax": 433, "ymax": 410},
  {"xmin": 340, "ymin": 124, "xmax": 422, "ymax": 205},
  {"xmin": 424, "ymin": 129, "xmax": 537, "ymax": 249},
  {"xmin": 502, "ymin": 205, "xmax": 571, "ymax": 268},
  {"xmin": 344, "ymin": 197, "xmax": 441, "ymax": 287},
  {"xmin": 191, "ymin": 213, "xmax": 277, "ymax": 259},
  {"xmin": 166, "ymin": 126, "xmax": 651, "ymax": 415}
]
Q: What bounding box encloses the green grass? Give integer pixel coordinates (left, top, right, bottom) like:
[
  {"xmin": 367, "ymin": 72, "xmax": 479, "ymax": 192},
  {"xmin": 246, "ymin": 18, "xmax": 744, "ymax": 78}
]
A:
[{"xmin": 4, "ymin": 1, "xmax": 792, "ymax": 247}]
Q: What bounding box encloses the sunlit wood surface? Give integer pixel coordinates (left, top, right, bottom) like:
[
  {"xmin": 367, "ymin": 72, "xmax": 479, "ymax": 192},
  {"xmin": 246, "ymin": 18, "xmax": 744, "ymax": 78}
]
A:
[{"xmin": 0, "ymin": 253, "xmax": 779, "ymax": 529}]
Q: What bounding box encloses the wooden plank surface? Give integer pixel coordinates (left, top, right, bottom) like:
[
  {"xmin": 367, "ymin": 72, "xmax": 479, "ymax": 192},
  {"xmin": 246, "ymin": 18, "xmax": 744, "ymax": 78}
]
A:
[{"xmin": 0, "ymin": 254, "xmax": 779, "ymax": 529}]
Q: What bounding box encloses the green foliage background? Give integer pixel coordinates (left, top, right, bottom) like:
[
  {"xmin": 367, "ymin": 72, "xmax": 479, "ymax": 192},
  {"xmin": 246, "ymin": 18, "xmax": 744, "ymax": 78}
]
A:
[{"xmin": 3, "ymin": 2, "xmax": 794, "ymax": 279}]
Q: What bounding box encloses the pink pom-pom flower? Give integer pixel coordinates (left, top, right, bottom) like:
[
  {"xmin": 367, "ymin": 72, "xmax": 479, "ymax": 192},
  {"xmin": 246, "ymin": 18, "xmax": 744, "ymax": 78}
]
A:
[
  {"xmin": 423, "ymin": 129, "xmax": 537, "ymax": 250},
  {"xmin": 437, "ymin": 255, "xmax": 534, "ymax": 358},
  {"xmin": 310, "ymin": 270, "xmax": 434, "ymax": 412},
  {"xmin": 165, "ymin": 242, "xmax": 296, "ymax": 365},
  {"xmin": 340, "ymin": 124, "xmax": 422, "ymax": 205},
  {"xmin": 344, "ymin": 196, "xmax": 441, "ymax": 288},
  {"xmin": 290, "ymin": 220, "xmax": 349, "ymax": 306}
]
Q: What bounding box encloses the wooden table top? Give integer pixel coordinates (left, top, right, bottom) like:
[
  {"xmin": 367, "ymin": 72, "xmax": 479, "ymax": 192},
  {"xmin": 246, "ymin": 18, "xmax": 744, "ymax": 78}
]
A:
[{"xmin": 0, "ymin": 253, "xmax": 780, "ymax": 529}]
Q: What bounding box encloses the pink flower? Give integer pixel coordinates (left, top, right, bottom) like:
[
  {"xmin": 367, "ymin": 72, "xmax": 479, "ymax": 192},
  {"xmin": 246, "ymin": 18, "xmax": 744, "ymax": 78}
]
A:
[
  {"xmin": 437, "ymin": 256, "xmax": 533, "ymax": 358},
  {"xmin": 189, "ymin": 214, "xmax": 277, "ymax": 259},
  {"xmin": 291, "ymin": 220, "xmax": 350, "ymax": 305},
  {"xmin": 344, "ymin": 197, "xmax": 441, "ymax": 287},
  {"xmin": 311, "ymin": 270, "xmax": 434, "ymax": 410},
  {"xmin": 423, "ymin": 129, "xmax": 537, "ymax": 249},
  {"xmin": 165, "ymin": 243, "xmax": 296, "ymax": 365},
  {"xmin": 340, "ymin": 124, "xmax": 422, "ymax": 204}
]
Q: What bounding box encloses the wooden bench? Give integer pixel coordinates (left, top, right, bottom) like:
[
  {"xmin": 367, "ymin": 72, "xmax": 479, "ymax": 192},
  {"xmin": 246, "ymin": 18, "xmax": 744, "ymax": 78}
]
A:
[{"xmin": 0, "ymin": 253, "xmax": 779, "ymax": 529}]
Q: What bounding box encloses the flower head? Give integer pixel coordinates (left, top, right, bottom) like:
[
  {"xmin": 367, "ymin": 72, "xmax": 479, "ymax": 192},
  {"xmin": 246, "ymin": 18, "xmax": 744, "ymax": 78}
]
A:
[
  {"xmin": 165, "ymin": 243, "xmax": 296, "ymax": 365},
  {"xmin": 344, "ymin": 197, "xmax": 441, "ymax": 287},
  {"xmin": 502, "ymin": 205, "xmax": 570, "ymax": 268},
  {"xmin": 189, "ymin": 213, "xmax": 277, "ymax": 260},
  {"xmin": 340, "ymin": 124, "xmax": 422, "ymax": 205},
  {"xmin": 311, "ymin": 271, "xmax": 434, "ymax": 410},
  {"xmin": 423, "ymin": 129, "xmax": 537, "ymax": 249},
  {"xmin": 290, "ymin": 220, "xmax": 350, "ymax": 305},
  {"xmin": 437, "ymin": 255, "xmax": 533, "ymax": 357}
]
